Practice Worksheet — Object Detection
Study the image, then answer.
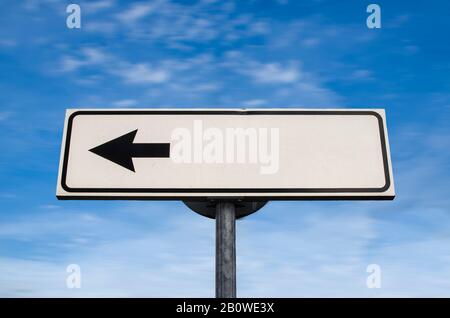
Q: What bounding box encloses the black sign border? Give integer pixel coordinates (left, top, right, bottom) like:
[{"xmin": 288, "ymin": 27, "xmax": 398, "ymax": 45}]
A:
[{"xmin": 59, "ymin": 110, "xmax": 393, "ymax": 200}]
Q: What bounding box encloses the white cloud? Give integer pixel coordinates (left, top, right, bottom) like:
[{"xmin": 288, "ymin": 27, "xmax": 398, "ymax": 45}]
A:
[
  {"xmin": 301, "ymin": 37, "xmax": 320, "ymax": 47},
  {"xmin": 83, "ymin": 0, "xmax": 115, "ymax": 13},
  {"xmin": 243, "ymin": 99, "xmax": 267, "ymax": 107},
  {"xmin": 22, "ymin": 0, "xmax": 58, "ymax": 11},
  {"xmin": 0, "ymin": 203, "xmax": 215, "ymax": 297},
  {"xmin": 350, "ymin": 69, "xmax": 374, "ymax": 81},
  {"xmin": 82, "ymin": 47, "xmax": 109, "ymax": 64},
  {"xmin": 59, "ymin": 57, "xmax": 84, "ymax": 72},
  {"xmin": 79, "ymin": 0, "xmax": 269, "ymax": 47},
  {"xmin": 279, "ymin": 81, "xmax": 341, "ymax": 107},
  {"xmin": 112, "ymin": 99, "xmax": 138, "ymax": 107},
  {"xmin": 116, "ymin": 2, "xmax": 158, "ymax": 24},
  {"xmin": 404, "ymin": 45, "xmax": 419, "ymax": 55},
  {"xmin": 84, "ymin": 21, "xmax": 117, "ymax": 34},
  {"xmin": 59, "ymin": 47, "xmax": 110, "ymax": 72},
  {"xmin": 244, "ymin": 62, "xmax": 300, "ymax": 84},
  {"xmin": 0, "ymin": 39, "xmax": 17, "ymax": 47},
  {"xmin": 0, "ymin": 112, "xmax": 13, "ymax": 121},
  {"xmin": 39, "ymin": 204, "xmax": 61, "ymax": 210},
  {"xmin": 386, "ymin": 14, "xmax": 411, "ymax": 28},
  {"xmin": 57, "ymin": 47, "xmax": 174, "ymax": 85},
  {"xmin": 115, "ymin": 63, "xmax": 170, "ymax": 84},
  {"xmin": 0, "ymin": 192, "xmax": 17, "ymax": 199},
  {"xmin": 2, "ymin": 198, "xmax": 450, "ymax": 297}
]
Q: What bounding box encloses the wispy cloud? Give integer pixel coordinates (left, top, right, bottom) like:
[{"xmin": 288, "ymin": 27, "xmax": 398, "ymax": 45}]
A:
[
  {"xmin": 83, "ymin": 0, "xmax": 115, "ymax": 14},
  {"xmin": 244, "ymin": 62, "xmax": 300, "ymax": 84},
  {"xmin": 0, "ymin": 39, "xmax": 17, "ymax": 47},
  {"xmin": 386, "ymin": 14, "xmax": 411, "ymax": 28},
  {"xmin": 0, "ymin": 112, "xmax": 13, "ymax": 121},
  {"xmin": 243, "ymin": 99, "xmax": 267, "ymax": 107},
  {"xmin": 349, "ymin": 69, "xmax": 374, "ymax": 81},
  {"xmin": 80, "ymin": 0, "xmax": 269, "ymax": 47},
  {"xmin": 114, "ymin": 63, "xmax": 170, "ymax": 84},
  {"xmin": 84, "ymin": 21, "xmax": 117, "ymax": 34},
  {"xmin": 57, "ymin": 47, "xmax": 171, "ymax": 85},
  {"xmin": 301, "ymin": 37, "xmax": 321, "ymax": 48},
  {"xmin": 111, "ymin": 99, "xmax": 138, "ymax": 107},
  {"xmin": 58, "ymin": 47, "xmax": 110, "ymax": 72},
  {"xmin": 116, "ymin": 2, "xmax": 158, "ymax": 24},
  {"xmin": 2, "ymin": 167, "xmax": 450, "ymax": 297}
]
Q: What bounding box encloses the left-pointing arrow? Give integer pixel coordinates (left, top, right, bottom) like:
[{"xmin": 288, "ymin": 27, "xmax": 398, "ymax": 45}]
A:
[{"xmin": 89, "ymin": 129, "xmax": 170, "ymax": 172}]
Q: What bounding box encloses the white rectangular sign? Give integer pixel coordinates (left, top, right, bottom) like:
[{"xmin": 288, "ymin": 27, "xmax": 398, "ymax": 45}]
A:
[{"xmin": 56, "ymin": 109, "xmax": 394, "ymax": 200}]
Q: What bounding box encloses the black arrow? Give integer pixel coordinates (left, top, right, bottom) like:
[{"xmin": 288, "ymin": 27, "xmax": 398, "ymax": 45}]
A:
[{"xmin": 89, "ymin": 129, "xmax": 170, "ymax": 172}]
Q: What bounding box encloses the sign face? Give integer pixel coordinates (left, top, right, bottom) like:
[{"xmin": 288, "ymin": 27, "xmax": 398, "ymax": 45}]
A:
[{"xmin": 56, "ymin": 109, "xmax": 394, "ymax": 200}]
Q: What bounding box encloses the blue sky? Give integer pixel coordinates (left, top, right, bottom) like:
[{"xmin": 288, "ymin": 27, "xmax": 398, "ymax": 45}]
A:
[{"xmin": 0, "ymin": 0, "xmax": 450, "ymax": 297}]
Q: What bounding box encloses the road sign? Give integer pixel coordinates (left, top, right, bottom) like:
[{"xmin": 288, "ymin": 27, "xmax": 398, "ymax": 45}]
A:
[{"xmin": 56, "ymin": 109, "xmax": 394, "ymax": 200}]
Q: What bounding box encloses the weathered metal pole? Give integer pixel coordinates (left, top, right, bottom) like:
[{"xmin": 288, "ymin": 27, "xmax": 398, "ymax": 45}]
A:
[{"xmin": 215, "ymin": 201, "xmax": 236, "ymax": 298}]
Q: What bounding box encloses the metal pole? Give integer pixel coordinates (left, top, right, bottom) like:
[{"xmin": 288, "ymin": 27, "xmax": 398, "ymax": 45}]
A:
[{"xmin": 216, "ymin": 201, "xmax": 236, "ymax": 298}]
